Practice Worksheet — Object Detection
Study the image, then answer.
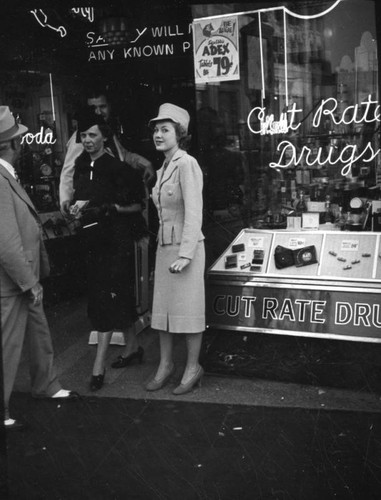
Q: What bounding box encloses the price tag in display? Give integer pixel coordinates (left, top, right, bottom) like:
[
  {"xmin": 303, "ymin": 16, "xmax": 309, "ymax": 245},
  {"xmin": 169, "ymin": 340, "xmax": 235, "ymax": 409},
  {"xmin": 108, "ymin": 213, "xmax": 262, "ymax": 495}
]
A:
[
  {"xmin": 288, "ymin": 238, "xmax": 306, "ymax": 248},
  {"xmin": 248, "ymin": 237, "xmax": 264, "ymax": 248},
  {"xmin": 341, "ymin": 239, "xmax": 359, "ymax": 252},
  {"xmin": 193, "ymin": 16, "xmax": 240, "ymax": 83}
]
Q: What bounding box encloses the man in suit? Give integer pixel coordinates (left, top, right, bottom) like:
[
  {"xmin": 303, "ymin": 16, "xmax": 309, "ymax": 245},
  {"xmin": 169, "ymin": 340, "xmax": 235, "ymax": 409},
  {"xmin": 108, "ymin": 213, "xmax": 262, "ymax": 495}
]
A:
[
  {"xmin": 59, "ymin": 87, "xmax": 155, "ymax": 214},
  {"xmin": 0, "ymin": 106, "xmax": 78, "ymax": 431}
]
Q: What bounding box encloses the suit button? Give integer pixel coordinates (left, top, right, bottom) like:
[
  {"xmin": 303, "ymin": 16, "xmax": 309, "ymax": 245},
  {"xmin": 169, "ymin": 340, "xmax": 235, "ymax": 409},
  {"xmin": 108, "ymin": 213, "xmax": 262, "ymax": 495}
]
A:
[{"xmin": 167, "ymin": 190, "xmax": 173, "ymax": 196}]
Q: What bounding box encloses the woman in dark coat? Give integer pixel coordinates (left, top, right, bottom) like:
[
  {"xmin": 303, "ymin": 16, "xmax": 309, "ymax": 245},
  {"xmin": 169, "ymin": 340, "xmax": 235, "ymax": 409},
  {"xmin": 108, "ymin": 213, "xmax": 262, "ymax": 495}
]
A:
[{"xmin": 71, "ymin": 110, "xmax": 147, "ymax": 391}]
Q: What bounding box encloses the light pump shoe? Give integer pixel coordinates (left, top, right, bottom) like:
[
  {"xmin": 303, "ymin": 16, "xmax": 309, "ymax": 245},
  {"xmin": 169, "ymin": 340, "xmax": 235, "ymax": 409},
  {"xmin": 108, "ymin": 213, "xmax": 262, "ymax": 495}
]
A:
[
  {"xmin": 145, "ymin": 364, "xmax": 175, "ymax": 391},
  {"xmin": 172, "ymin": 366, "xmax": 204, "ymax": 395}
]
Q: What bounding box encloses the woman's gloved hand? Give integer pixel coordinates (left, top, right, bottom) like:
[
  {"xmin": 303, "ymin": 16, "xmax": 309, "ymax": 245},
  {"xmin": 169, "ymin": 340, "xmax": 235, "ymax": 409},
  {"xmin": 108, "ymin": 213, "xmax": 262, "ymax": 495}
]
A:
[{"xmin": 99, "ymin": 203, "xmax": 117, "ymax": 217}]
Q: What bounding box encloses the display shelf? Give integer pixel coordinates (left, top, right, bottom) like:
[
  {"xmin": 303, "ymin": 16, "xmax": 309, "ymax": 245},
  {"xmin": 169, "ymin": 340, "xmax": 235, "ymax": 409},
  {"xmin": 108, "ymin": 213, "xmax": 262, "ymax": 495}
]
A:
[
  {"xmin": 209, "ymin": 229, "xmax": 273, "ymax": 275},
  {"xmin": 206, "ymin": 228, "xmax": 381, "ymax": 343},
  {"xmin": 319, "ymin": 232, "xmax": 378, "ymax": 280},
  {"xmin": 208, "ymin": 228, "xmax": 381, "ymax": 282}
]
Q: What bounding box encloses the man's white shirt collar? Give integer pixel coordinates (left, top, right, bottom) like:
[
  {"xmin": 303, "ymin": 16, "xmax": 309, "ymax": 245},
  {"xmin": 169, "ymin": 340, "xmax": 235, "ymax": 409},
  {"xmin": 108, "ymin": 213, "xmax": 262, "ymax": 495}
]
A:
[{"xmin": 0, "ymin": 158, "xmax": 17, "ymax": 179}]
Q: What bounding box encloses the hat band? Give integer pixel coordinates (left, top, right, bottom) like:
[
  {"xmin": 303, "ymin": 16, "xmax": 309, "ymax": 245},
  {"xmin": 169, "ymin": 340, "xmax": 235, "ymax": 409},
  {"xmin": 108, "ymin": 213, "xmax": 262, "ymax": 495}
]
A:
[{"xmin": 0, "ymin": 122, "xmax": 21, "ymax": 141}]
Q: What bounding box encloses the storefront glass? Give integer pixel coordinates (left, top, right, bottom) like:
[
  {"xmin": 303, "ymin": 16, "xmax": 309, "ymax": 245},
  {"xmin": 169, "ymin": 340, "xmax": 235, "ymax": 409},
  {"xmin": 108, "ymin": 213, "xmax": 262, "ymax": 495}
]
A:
[
  {"xmin": 191, "ymin": 0, "xmax": 379, "ymax": 265},
  {"xmin": 0, "ymin": 2, "xmax": 195, "ymax": 275},
  {"xmin": 1, "ymin": 0, "xmax": 379, "ymax": 273}
]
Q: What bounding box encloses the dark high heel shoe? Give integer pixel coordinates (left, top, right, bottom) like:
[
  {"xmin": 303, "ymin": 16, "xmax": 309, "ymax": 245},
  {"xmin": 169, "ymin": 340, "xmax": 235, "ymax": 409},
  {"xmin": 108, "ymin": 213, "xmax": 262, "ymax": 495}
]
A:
[
  {"xmin": 145, "ymin": 364, "xmax": 175, "ymax": 392},
  {"xmin": 111, "ymin": 346, "xmax": 144, "ymax": 369},
  {"xmin": 90, "ymin": 370, "xmax": 105, "ymax": 391},
  {"xmin": 173, "ymin": 366, "xmax": 204, "ymax": 395}
]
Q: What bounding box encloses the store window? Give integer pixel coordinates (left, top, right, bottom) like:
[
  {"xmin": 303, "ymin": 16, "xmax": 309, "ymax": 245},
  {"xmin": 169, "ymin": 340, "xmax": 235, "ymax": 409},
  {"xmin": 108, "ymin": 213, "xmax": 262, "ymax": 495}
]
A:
[
  {"xmin": 191, "ymin": 0, "xmax": 379, "ymax": 265},
  {"xmin": 0, "ymin": 2, "xmax": 195, "ymax": 278},
  {"xmin": 0, "ymin": 3, "xmax": 194, "ymax": 217}
]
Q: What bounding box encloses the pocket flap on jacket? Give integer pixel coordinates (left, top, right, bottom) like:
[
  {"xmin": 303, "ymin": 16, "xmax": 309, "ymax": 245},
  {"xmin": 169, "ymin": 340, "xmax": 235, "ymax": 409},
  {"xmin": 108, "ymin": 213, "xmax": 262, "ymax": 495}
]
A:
[{"xmin": 25, "ymin": 250, "xmax": 33, "ymax": 262}]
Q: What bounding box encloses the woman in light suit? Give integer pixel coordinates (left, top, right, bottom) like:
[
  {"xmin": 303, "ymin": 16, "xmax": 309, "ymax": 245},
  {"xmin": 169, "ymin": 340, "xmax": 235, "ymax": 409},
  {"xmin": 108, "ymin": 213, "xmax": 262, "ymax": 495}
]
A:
[{"xmin": 147, "ymin": 103, "xmax": 205, "ymax": 395}]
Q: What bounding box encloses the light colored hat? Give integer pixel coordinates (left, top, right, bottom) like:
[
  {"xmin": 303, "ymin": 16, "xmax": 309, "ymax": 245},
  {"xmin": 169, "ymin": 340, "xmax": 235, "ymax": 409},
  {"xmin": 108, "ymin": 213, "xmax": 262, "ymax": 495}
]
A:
[
  {"xmin": 149, "ymin": 103, "xmax": 190, "ymax": 133},
  {"xmin": 0, "ymin": 106, "xmax": 28, "ymax": 142}
]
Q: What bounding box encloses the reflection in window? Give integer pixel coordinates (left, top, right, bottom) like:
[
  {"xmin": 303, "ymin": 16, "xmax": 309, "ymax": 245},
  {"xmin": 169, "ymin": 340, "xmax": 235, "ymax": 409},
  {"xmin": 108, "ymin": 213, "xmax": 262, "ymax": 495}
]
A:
[{"xmin": 193, "ymin": 1, "xmax": 379, "ymax": 265}]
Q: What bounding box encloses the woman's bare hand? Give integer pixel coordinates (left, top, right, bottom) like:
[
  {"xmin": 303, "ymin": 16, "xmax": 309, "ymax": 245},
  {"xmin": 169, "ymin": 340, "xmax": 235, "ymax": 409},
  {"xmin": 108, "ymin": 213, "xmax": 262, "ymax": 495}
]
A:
[{"xmin": 169, "ymin": 257, "xmax": 190, "ymax": 273}]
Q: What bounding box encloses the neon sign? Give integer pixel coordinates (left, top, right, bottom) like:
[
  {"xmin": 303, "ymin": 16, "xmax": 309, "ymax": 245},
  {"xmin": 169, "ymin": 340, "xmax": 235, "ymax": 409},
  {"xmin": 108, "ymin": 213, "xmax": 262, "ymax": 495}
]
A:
[
  {"xmin": 270, "ymin": 140, "xmax": 378, "ymax": 177},
  {"xmin": 30, "ymin": 7, "xmax": 95, "ymax": 38},
  {"xmin": 30, "ymin": 9, "xmax": 67, "ymax": 37},
  {"xmin": 312, "ymin": 96, "xmax": 380, "ymax": 127},
  {"xmin": 70, "ymin": 8, "xmax": 95, "ymax": 23},
  {"xmin": 246, "ymin": 95, "xmax": 381, "ymax": 177},
  {"xmin": 21, "ymin": 127, "xmax": 56, "ymax": 146},
  {"xmin": 247, "ymin": 102, "xmax": 302, "ymax": 135}
]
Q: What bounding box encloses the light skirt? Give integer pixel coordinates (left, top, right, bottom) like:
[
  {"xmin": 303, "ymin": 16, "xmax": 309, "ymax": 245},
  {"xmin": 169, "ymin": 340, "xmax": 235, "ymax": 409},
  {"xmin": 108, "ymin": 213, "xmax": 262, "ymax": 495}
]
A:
[{"xmin": 151, "ymin": 241, "xmax": 205, "ymax": 333}]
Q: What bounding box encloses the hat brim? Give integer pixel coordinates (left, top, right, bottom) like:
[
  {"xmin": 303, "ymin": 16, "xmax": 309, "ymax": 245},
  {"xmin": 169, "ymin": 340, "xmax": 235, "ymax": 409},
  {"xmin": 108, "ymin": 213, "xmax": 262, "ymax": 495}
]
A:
[
  {"xmin": 0, "ymin": 123, "xmax": 28, "ymax": 142},
  {"xmin": 148, "ymin": 115, "xmax": 180, "ymax": 127}
]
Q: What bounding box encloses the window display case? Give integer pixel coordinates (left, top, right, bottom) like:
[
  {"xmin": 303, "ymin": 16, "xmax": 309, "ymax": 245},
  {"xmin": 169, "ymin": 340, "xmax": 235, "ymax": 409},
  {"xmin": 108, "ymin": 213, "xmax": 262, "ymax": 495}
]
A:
[
  {"xmin": 206, "ymin": 228, "xmax": 381, "ymax": 342},
  {"xmin": 193, "ymin": 0, "xmax": 381, "ymax": 268}
]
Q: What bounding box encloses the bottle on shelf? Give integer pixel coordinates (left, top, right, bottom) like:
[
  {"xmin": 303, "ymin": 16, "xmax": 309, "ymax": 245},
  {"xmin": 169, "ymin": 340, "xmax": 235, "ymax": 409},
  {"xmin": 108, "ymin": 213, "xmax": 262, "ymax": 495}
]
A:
[
  {"xmin": 322, "ymin": 195, "xmax": 334, "ymax": 224},
  {"xmin": 334, "ymin": 205, "xmax": 346, "ymax": 230},
  {"xmin": 265, "ymin": 209, "xmax": 273, "ymax": 226},
  {"xmin": 280, "ymin": 180, "xmax": 287, "ymax": 206},
  {"xmin": 295, "ymin": 189, "xmax": 308, "ymax": 215}
]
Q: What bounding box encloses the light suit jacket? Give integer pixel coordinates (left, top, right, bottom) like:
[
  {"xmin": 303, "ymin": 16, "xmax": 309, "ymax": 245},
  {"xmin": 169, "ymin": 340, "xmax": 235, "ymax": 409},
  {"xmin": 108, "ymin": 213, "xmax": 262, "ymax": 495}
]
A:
[
  {"xmin": 152, "ymin": 149, "xmax": 204, "ymax": 260},
  {"xmin": 59, "ymin": 131, "xmax": 152, "ymax": 204},
  {"xmin": 0, "ymin": 164, "xmax": 50, "ymax": 297}
]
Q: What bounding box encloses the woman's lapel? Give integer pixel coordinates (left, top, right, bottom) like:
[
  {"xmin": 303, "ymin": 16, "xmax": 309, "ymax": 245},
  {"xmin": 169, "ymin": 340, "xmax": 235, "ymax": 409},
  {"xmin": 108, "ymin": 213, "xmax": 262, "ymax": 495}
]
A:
[{"xmin": 159, "ymin": 150, "xmax": 186, "ymax": 188}]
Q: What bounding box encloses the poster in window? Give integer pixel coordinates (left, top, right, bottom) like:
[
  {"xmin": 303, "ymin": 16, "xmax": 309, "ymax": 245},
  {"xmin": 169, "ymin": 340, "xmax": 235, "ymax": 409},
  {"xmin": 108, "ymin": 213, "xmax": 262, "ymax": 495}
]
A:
[{"xmin": 193, "ymin": 16, "xmax": 239, "ymax": 84}]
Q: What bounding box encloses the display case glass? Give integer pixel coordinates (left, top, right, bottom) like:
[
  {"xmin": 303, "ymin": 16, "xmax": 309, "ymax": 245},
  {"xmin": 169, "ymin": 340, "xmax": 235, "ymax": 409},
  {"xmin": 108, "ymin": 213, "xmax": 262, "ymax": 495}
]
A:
[
  {"xmin": 207, "ymin": 228, "xmax": 381, "ymax": 342},
  {"xmin": 209, "ymin": 228, "xmax": 381, "ymax": 282}
]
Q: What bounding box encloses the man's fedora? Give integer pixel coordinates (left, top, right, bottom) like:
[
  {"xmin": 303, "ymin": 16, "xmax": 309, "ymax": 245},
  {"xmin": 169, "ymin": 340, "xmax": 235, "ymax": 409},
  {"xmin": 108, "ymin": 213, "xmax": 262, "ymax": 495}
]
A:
[{"xmin": 0, "ymin": 106, "xmax": 28, "ymax": 142}]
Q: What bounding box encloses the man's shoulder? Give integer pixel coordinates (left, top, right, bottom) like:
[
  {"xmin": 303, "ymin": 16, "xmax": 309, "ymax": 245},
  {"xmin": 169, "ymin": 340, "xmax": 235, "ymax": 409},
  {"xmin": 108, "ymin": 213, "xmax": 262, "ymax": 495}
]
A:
[
  {"xmin": 66, "ymin": 133, "xmax": 83, "ymax": 153},
  {"xmin": 0, "ymin": 164, "xmax": 13, "ymax": 184}
]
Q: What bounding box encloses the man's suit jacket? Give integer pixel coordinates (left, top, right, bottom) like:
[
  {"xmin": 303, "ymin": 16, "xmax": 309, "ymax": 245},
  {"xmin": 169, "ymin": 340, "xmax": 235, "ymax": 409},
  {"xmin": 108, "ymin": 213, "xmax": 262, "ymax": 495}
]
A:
[{"xmin": 0, "ymin": 164, "xmax": 50, "ymax": 297}]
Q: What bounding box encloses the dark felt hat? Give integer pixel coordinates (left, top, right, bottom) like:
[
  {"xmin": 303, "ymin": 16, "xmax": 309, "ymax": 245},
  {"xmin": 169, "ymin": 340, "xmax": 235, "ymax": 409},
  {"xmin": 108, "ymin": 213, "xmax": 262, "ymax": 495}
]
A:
[{"xmin": 75, "ymin": 108, "xmax": 107, "ymax": 143}]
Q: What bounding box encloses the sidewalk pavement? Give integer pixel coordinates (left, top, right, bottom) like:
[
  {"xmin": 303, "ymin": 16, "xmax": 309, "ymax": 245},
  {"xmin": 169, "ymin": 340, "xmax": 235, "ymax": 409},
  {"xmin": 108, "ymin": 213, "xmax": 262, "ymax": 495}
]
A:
[
  {"xmin": 13, "ymin": 294, "xmax": 381, "ymax": 413},
  {"xmin": 5, "ymin": 294, "xmax": 381, "ymax": 499}
]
